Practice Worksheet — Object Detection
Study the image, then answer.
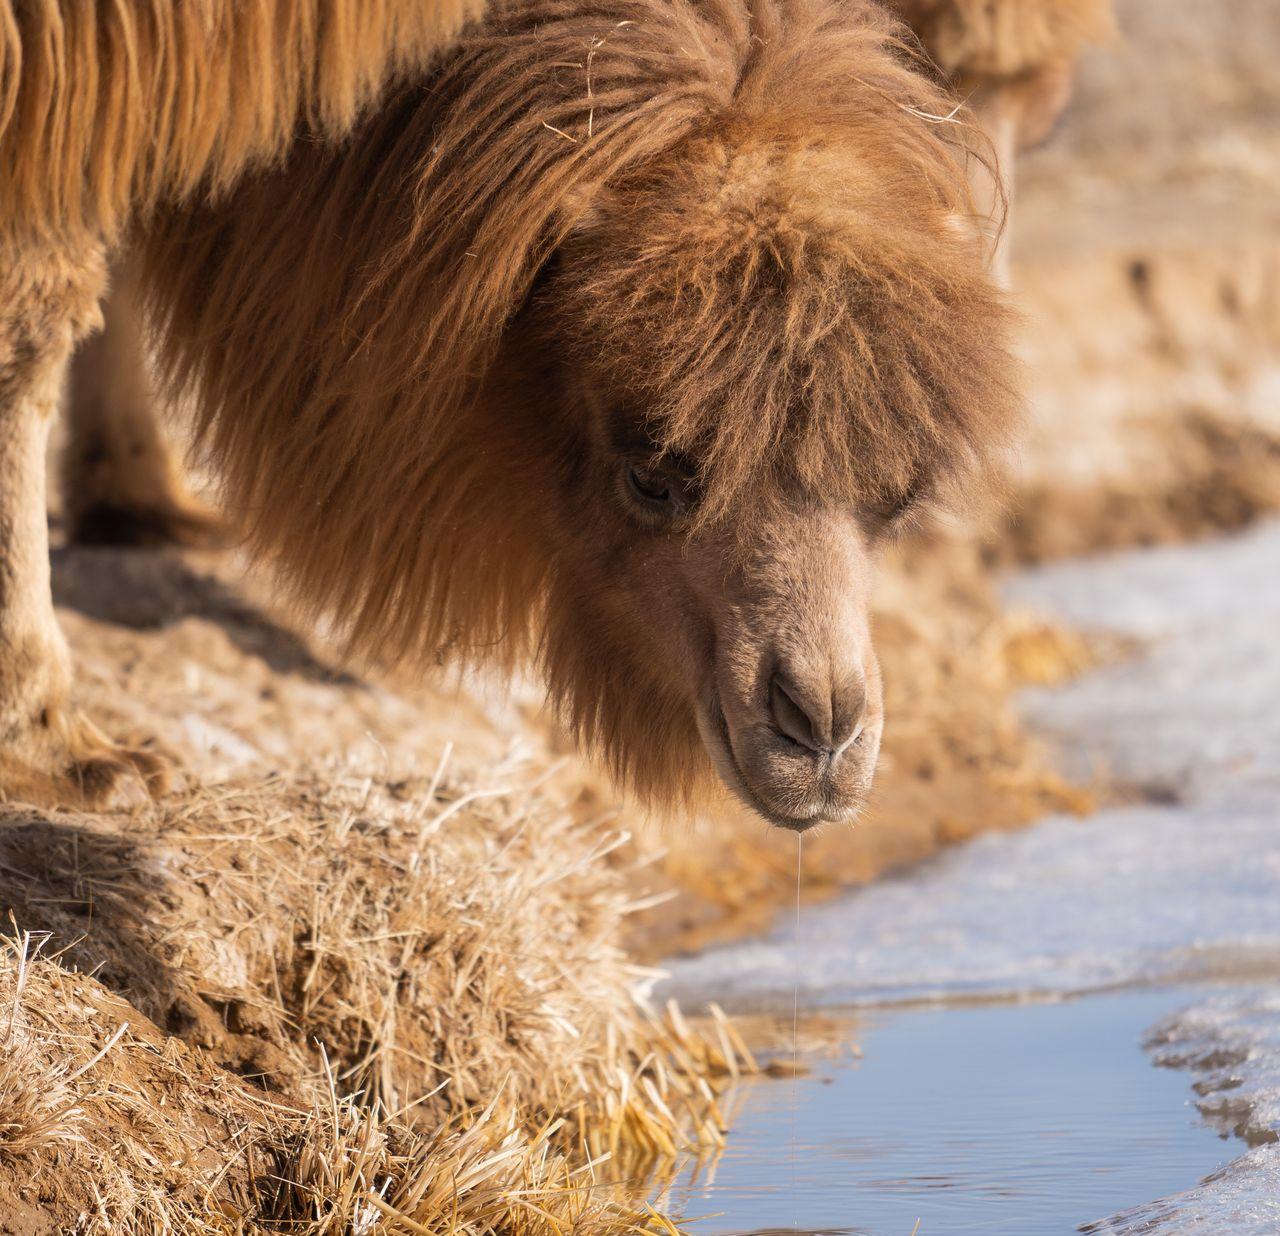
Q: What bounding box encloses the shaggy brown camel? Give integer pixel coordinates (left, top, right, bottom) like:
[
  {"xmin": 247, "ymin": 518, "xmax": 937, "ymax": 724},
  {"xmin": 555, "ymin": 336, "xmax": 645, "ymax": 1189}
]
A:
[
  {"xmin": 61, "ymin": 0, "xmax": 1113, "ymax": 551},
  {"xmin": 2, "ymin": 0, "xmax": 1108, "ymax": 828}
]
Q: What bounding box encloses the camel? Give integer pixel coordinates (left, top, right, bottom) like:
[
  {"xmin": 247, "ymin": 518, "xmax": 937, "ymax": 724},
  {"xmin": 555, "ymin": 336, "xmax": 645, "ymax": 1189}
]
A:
[{"xmin": 1, "ymin": 0, "xmax": 1109, "ymax": 829}]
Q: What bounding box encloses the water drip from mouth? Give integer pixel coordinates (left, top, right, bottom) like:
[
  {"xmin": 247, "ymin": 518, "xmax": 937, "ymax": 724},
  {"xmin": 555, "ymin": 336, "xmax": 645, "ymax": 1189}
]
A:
[{"xmin": 792, "ymin": 832, "xmax": 802, "ymax": 1226}]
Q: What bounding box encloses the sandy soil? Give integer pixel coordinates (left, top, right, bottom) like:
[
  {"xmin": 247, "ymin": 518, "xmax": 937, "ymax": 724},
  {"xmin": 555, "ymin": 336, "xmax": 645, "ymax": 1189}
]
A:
[{"xmin": 1009, "ymin": 0, "xmax": 1280, "ymax": 548}]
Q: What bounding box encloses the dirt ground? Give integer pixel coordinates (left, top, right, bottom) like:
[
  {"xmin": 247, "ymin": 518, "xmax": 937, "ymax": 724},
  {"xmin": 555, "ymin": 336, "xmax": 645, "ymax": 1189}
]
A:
[
  {"xmin": 3, "ymin": 0, "xmax": 1280, "ymax": 1229},
  {"xmin": 1010, "ymin": 0, "xmax": 1280, "ymax": 550}
]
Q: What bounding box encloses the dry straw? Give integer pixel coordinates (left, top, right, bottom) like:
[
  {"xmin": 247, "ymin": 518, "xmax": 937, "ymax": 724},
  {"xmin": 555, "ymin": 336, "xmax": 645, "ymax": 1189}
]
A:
[{"xmin": 0, "ymin": 752, "xmax": 752, "ymax": 1231}]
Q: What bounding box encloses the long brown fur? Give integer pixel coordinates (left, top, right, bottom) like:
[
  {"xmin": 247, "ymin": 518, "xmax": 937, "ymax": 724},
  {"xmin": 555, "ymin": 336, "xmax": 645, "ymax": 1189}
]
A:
[
  {"xmin": 0, "ymin": 0, "xmax": 485, "ymax": 245},
  {"xmin": 141, "ymin": 0, "xmax": 1017, "ymax": 806}
]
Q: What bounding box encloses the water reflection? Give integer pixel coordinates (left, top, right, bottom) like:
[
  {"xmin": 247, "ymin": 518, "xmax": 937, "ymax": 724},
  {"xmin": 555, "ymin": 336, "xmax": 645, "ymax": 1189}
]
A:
[{"xmin": 650, "ymin": 993, "xmax": 1228, "ymax": 1236}]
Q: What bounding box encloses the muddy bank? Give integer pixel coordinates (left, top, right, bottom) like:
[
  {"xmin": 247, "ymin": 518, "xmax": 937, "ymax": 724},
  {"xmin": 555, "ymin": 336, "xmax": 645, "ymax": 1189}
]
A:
[{"xmin": 1008, "ymin": 0, "xmax": 1280, "ymax": 562}]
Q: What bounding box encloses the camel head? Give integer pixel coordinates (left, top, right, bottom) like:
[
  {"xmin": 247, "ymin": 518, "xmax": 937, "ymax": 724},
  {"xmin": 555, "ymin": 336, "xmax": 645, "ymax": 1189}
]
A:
[
  {"xmin": 515, "ymin": 115, "xmax": 1015, "ymax": 829},
  {"xmin": 145, "ymin": 0, "xmax": 1017, "ymax": 828},
  {"xmin": 534, "ymin": 357, "xmax": 891, "ymax": 831}
]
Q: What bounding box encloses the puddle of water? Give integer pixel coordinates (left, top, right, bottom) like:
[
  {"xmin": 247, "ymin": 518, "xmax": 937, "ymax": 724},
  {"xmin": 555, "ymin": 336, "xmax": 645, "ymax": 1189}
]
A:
[{"xmin": 662, "ymin": 991, "xmax": 1229, "ymax": 1236}]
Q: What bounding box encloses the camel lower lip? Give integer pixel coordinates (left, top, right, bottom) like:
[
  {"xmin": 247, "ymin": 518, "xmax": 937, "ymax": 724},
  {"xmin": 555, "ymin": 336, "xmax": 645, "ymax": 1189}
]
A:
[{"xmin": 699, "ymin": 698, "xmax": 840, "ymax": 831}]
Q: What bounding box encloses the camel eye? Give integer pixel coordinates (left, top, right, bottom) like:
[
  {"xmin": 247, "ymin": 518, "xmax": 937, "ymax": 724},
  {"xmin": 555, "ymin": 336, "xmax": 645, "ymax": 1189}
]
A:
[
  {"xmin": 616, "ymin": 448, "xmax": 699, "ymax": 522},
  {"xmin": 626, "ymin": 463, "xmax": 673, "ymax": 506},
  {"xmin": 881, "ymin": 494, "xmax": 914, "ymax": 523},
  {"xmin": 868, "ymin": 481, "xmax": 929, "ymax": 539}
]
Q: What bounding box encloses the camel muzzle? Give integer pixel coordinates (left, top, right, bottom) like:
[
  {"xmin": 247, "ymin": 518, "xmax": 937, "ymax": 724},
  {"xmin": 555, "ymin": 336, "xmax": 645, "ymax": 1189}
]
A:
[{"xmin": 698, "ymin": 656, "xmax": 882, "ymax": 833}]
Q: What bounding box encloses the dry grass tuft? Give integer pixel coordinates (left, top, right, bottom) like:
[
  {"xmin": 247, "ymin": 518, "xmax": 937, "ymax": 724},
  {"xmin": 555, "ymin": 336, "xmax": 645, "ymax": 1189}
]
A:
[
  {"xmin": 0, "ymin": 934, "xmax": 90, "ymax": 1160},
  {"xmin": 252, "ymin": 1079, "xmax": 687, "ymax": 1236},
  {"xmin": 0, "ymin": 933, "xmax": 705, "ymax": 1233},
  {"xmin": 0, "ymin": 681, "xmax": 751, "ymax": 1231},
  {"xmin": 1000, "ymin": 614, "xmax": 1105, "ymax": 687}
]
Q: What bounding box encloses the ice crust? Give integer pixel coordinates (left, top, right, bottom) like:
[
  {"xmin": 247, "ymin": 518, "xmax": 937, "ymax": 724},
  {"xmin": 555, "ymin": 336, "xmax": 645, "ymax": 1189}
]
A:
[{"xmin": 1083, "ymin": 990, "xmax": 1280, "ymax": 1234}]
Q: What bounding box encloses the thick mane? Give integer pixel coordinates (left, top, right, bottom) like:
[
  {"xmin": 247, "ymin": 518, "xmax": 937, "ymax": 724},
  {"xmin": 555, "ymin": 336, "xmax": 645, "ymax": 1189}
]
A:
[
  {"xmin": 141, "ymin": 0, "xmax": 1013, "ymax": 706},
  {"xmin": 0, "ymin": 0, "xmax": 483, "ymax": 244},
  {"xmin": 547, "ymin": 33, "xmax": 1016, "ymax": 525},
  {"xmin": 556, "ymin": 184, "xmax": 1014, "ymax": 529}
]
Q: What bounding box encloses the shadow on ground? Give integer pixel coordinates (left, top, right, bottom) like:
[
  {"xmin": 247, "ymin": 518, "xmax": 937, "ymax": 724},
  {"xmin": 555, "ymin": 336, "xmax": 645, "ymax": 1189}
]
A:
[
  {"xmin": 0, "ymin": 807, "xmax": 296, "ymax": 1088},
  {"xmin": 50, "ymin": 544, "xmax": 357, "ymax": 686}
]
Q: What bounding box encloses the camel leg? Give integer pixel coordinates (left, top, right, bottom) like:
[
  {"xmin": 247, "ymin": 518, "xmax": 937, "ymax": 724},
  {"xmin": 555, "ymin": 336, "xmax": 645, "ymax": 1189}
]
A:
[
  {"xmin": 966, "ymin": 83, "xmax": 1021, "ymax": 287},
  {"xmin": 966, "ymin": 60, "xmax": 1077, "ymax": 285},
  {"xmin": 63, "ymin": 258, "xmax": 225, "ymax": 549},
  {"xmin": 0, "ymin": 245, "xmax": 167, "ymax": 807}
]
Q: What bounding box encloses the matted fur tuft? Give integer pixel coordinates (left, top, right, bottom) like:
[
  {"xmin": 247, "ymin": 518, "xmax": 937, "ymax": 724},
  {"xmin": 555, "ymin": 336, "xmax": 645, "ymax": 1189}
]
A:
[
  {"xmin": 141, "ymin": 0, "xmax": 1018, "ymax": 806},
  {"xmin": 0, "ymin": 0, "xmax": 484, "ymax": 244}
]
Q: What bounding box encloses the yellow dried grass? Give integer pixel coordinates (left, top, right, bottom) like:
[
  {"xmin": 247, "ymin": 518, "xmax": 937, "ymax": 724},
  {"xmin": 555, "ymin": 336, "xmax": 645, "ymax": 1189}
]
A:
[
  {"xmin": 0, "ymin": 713, "xmax": 750, "ymax": 1229},
  {"xmin": 0, "ymin": 933, "xmax": 709, "ymax": 1232}
]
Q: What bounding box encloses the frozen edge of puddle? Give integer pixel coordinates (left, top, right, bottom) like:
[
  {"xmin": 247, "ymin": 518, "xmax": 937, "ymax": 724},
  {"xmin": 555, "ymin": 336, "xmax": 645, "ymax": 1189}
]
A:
[
  {"xmin": 1006, "ymin": 518, "xmax": 1280, "ymax": 801},
  {"xmin": 660, "ymin": 522, "xmax": 1280, "ymax": 1233},
  {"xmin": 658, "ymin": 799, "xmax": 1280, "ymax": 1010},
  {"xmin": 1146, "ymin": 991, "xmax": 1280, "ymax": 1151},
  {"xmin": 1083, "ymin": 989, "xmax": 1280, "ymax": 1235}
]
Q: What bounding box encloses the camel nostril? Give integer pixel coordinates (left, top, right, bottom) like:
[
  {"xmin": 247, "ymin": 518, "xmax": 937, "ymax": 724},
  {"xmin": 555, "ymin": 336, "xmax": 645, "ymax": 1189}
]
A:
[
  {"xmin": 768, "ymin": 674, "xmax": 827, "ymax": 752},
  {"xmin": 829, "ymin": 675, "xmax": 868, "ymax": 755},
  {"xmin": 768, "ymin": 668, "xmax": 867, "ymax": 756}
]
